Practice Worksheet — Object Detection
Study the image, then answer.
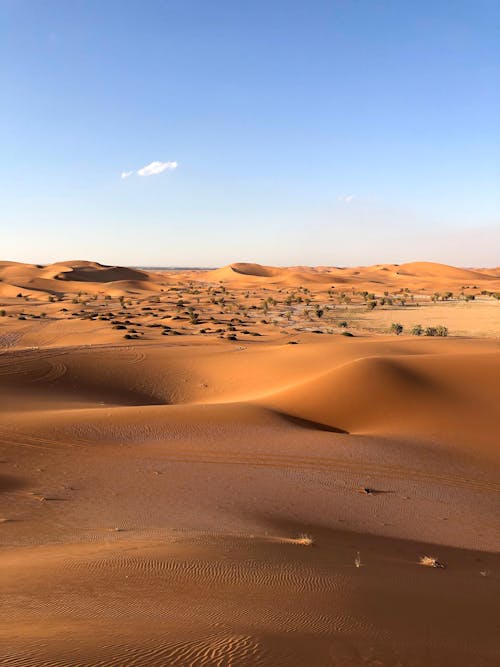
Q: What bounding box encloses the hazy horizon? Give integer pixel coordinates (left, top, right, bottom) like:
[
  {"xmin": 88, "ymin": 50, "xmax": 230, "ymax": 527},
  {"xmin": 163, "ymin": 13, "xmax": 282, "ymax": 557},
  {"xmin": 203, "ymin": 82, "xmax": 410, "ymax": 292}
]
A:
[{"xmin": 3, "ymin": 256, "xmax": 500, "ymax": 271}]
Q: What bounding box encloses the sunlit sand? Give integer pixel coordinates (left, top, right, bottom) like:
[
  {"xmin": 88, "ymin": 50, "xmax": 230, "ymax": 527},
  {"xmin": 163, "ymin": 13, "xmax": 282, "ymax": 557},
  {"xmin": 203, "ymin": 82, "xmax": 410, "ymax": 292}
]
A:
[{"xmin": 1, "ymin": 260, "xmax": 499, "ymax": 665}]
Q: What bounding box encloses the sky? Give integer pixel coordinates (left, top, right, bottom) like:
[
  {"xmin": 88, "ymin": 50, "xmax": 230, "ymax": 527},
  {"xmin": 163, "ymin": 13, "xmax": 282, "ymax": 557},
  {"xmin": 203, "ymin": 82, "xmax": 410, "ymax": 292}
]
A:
[{"xmin": 1, "ymin": 0, "xmax": 499, "ymax": 267}]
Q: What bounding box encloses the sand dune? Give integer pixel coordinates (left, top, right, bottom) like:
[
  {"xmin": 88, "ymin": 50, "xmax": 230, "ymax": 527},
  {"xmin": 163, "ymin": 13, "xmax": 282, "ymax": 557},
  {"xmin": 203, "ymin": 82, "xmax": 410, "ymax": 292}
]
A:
[
  {"xmin": 55, "ymin": 264, "xmax": 151, "ymax": 283},
  {"xmin": 2, "ymin": 260, "xmax": 500, "ymax": 298},
  {"xmin": 0, "ymin": 260, "xmax": 165, "ymax": 297},
  {"xmin": 1, "ymin": 259, "xmax": 499, "ymax": 665},
  {"xmin": 266, "ymin": 348, "xmax": 500, "ymax": 458},
  {"xmin": 203, "ymin": 260, "xmax": 500, "ymax": 290},
  {"xmin": 395, "ymin": 261, "xmax": 498, "ymax": 280}
]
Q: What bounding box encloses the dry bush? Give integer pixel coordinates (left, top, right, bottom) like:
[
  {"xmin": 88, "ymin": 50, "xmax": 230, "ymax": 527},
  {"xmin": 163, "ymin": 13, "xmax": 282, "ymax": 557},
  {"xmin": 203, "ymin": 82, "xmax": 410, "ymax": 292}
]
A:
[{"xmin": 419, "ymin": 555, "xmax": 445, "ymax": 568}]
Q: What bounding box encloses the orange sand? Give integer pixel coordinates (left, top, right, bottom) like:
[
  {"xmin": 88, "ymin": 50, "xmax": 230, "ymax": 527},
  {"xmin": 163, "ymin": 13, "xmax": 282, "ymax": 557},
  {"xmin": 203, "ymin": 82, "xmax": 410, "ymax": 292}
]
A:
[{"xmin": 1, "ymin": 260, "xmax": 499, "ymax": 665}]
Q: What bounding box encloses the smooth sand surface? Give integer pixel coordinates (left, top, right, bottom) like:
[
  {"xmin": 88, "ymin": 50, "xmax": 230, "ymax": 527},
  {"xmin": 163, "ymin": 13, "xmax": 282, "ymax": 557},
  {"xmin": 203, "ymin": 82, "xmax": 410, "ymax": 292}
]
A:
[{"xmin": 1, "ymin": 260, "xmax": 499, "ymax": 665}]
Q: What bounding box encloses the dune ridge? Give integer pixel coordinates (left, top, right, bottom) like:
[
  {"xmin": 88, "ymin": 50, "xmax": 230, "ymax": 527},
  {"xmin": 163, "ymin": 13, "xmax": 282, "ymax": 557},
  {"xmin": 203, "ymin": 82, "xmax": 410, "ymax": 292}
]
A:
[{"xmin": 2, "ymin": 259, "xmax": 500, "ymax": 297}]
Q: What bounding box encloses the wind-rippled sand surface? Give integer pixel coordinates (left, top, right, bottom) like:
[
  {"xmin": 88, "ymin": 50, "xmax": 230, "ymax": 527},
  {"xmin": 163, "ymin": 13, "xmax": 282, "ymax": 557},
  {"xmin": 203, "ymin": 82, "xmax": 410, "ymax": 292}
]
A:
[{"xmin": 1, "ymin": 261, "xmax": 499, "ymax": 665}]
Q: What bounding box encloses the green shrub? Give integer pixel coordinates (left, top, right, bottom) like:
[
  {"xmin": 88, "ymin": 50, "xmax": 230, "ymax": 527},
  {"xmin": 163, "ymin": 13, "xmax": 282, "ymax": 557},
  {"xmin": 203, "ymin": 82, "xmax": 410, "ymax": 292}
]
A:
[
  {"xmin": 390, "ymin": 322, "xmax": 404, "ymax": 335},
  {"xmin": 411, "ymin": 324, "xmax": 423, "ymax": 336},
  {"xmin": 425, "ymin": 325, "xmax": 448, "ymax": 337}
]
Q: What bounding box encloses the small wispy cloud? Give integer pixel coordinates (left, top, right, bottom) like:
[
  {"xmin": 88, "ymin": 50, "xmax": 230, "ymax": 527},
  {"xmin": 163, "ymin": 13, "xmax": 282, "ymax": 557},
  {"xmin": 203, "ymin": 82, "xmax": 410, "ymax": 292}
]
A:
[
  {"xmin": 338, "ymin": 194, "xmax": 354, "ymax": 203},
  {"xmin": 120, "ymin": 160, "xmax": 178, "ymax": 180},
  {"xmin": 137, "ymin": 160, "xmax": 178, "ymax": 176}
]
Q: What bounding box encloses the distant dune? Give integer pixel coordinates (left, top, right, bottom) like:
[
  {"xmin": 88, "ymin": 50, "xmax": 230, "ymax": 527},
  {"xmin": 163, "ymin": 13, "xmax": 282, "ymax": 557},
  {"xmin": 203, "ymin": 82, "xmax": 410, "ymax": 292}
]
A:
[
  {"xmin": 2, "ymin": 260, "xmax": 499, "ymax": 298},
  {"xmin": 394, "ymin": 261, "xmax": 498, "ymax": 281},
  {"xmin": 202, "ymin": 261, "xmax": 500, "ymax": 289},
  {"xmin": 0, "ymin": 260, "xmax": 165, "ymax": 296}
]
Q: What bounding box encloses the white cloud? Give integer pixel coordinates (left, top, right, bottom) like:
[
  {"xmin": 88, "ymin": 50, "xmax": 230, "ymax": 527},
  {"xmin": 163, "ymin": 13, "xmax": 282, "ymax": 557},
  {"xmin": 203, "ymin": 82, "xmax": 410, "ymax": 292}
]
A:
[
  {"xmin": 120, "ymin": 160, "xmax": 179, "ymax": 179},
  {"xmin": 137, "ymin": 160, "xmax": 178, "ymax": 176},
  {"xmin": 338, "ymin": 195, "xmax": 354, "ymax": 203}
]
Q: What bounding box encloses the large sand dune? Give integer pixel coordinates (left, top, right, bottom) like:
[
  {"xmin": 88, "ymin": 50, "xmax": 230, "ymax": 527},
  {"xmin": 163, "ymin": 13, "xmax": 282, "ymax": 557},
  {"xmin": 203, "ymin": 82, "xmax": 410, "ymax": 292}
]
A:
[
  {"xmin": 0, "ymin": 260, "xmax": 164, "ymax": 296},
  {"xmin": 1, "ymin": 260, "xmax": 499, "ymax": 665}
]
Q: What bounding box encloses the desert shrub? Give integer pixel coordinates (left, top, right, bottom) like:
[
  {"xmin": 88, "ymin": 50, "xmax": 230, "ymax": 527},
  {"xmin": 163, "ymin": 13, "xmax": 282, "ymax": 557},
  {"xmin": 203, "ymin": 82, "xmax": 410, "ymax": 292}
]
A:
[
  {"xmin": 419, "ymin": 555, "xmax": 445, "ymax": 568},
  {"xmin": 341, "ymin": 331, "xmax": 354, "ymax": 337},
  {"xmin": 0, "ymin": 310, "xmax": 5, "ymax": 317},
  {"xmin": 425, "ymin": 325, "xmax": 448, "ymax": 337},
  {"xmin": 390, "ymin": 322, "xmax": 403, "ymax": 335},
  {"xmin": 338, "ymin": 321, "xmax": 348, "ymax": 328},
  {"xmin": 411, "ymin": 324, "xmax": 423, "ymax": 336},
  {"xmin": 367, "ymin": 300, "xmax": 377, "ymax": 310}
]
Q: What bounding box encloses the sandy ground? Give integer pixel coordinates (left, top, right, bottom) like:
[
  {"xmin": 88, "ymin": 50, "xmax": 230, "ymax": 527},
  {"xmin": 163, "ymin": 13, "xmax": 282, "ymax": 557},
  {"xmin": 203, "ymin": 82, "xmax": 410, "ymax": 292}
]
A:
[{"xmin": 1, "ymin": 260, "xmax": 499, "ymax": 666}]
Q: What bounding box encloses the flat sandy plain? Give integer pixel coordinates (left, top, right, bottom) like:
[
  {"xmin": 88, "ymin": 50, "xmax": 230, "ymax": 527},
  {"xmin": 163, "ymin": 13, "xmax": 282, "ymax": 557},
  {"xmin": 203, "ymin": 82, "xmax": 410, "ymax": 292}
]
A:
[{"xmin": 1, "ymin": 260, "xmax": 500, "ymax": 666}]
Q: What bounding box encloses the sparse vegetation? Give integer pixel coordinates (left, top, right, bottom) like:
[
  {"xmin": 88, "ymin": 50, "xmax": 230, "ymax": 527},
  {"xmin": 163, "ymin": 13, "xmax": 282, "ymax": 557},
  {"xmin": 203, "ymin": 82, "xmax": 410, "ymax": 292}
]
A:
[
  {"xmin": 390, "ymin": 322, "xmax": 404, "ymax": 335},
  {"xmin": 425, "ymin": 325, "xmax": 448, "ymax": 337}
]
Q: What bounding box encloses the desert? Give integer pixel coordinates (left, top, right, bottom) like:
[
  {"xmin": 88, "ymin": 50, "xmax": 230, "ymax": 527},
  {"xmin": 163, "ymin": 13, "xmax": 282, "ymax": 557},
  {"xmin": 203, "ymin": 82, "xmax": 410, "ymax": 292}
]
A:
[
  {"xmin": 4, "ymin": 1, "xmax": 499, "ymax": 663},
  {"xmin": 1, "ymin": 259, "xmax": 499, "ymax": 665}
]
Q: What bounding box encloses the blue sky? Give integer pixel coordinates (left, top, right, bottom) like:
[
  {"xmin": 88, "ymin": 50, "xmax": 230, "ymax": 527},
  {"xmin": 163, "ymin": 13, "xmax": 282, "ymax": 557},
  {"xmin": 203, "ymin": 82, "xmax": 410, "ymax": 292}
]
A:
[{"xmin": 2, "ymin": 0, "xmax": 499, "ymax": 266}]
